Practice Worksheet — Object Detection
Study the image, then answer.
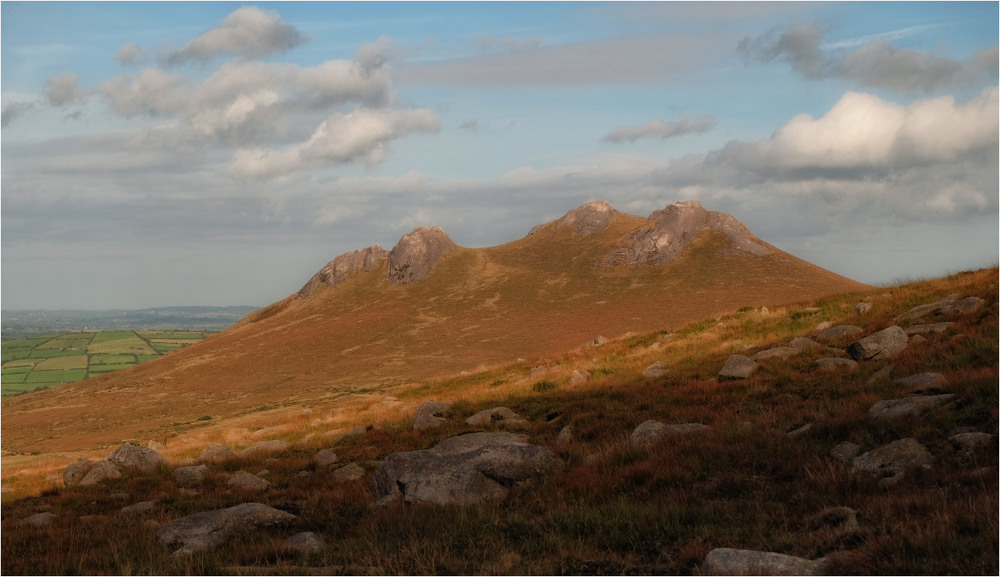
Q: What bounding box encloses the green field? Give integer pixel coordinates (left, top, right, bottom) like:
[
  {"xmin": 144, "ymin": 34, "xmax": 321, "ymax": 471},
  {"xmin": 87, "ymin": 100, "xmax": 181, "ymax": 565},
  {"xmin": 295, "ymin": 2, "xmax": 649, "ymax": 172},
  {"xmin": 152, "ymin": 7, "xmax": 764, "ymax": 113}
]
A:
[{"xmin": 0, "ymin": 330, "xmax": 212, "ymax": 397}]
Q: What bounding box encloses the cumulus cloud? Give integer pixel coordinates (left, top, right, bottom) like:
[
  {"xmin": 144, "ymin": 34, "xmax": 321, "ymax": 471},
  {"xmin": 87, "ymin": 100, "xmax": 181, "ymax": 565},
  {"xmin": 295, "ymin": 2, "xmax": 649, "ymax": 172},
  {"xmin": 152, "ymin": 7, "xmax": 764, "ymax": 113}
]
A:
[
  {"xmin": 229, "ymin": 107, "xmax": 440, "ymax": 178},
  {"xmin": 46, "ymin": 73, "xmax": 88, "ymax": 106},
  {"xmin": 116, "ymin": 43, "xmax": 144, "ymax": 66},
  {"xmin": 165, "ymin": 6, "xmax": 307, "ymax": 65},
  {"xmin": 739, "ymin": 22, "xmax": 997, "ymax": 93},
  {"xmin": 1, "ymin": 101, "xmax": 39, "ymax": 127},
  {"xmin": 603, "ymin": 114, "xmax": 715, "ymax": 143}
]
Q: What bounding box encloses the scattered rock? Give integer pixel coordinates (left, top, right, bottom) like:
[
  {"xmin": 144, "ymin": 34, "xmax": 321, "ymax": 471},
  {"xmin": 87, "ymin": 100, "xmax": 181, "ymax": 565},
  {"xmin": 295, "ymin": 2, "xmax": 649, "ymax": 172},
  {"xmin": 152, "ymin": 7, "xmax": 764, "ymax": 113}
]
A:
[
  {"xmin": 808, "ymin": 506, "xmax": 860, "ymax": 533},
  {"xmin": 855, "ymin": 302, "xmax": 873, "ymax": 315},
  {"xmin": 387, "ymin": 227, "xmax": 456, "ymax": 284},
  {"xmin": 630, "ymin": 420, "xmax": 709, "ymax": 448},
  {"xmin": 868, "ymin": 394, "xmax": 955, "ymax": 420},
  {"xmin": 786, "ymin": 423, "xmax": 813, "ymax": 438},
  {"xmin": 865, "ymin": 363, "xmax": 895, "ymax": 386},
  {"xmin": 830, "ymin": 442, "xmax": 861, "ymax": 463},
  {"xmin": 156, "ymin": 503, "xmax": 295, "ymax": 555},
  {"xmin": 641, "ymin": 361, "xmax": 669, "ymax": 378},
  {"xmin": 787, "ymin": 337, "xmax": 821, "ymax": 350},
  {"xmin": 121, "ymin": 501, "xmax": 156, "ymax": 514},
  {"xmin": 814, "ymin": 325, "xmax": 863, "ymax": 342},
  {"xmin": 226, "ymin": 471, "xmax": 270, "ymax": 491},
  {"xmin": 79, "ymin": 460, "xmax": 122, "ymax": 486},
  {"xmin": 199, "ymin": 444, "xmax": 237, "ymax": 464},
  {"xmin": 586, "ymin": 336, "xmax": 608, "ymax": 347},
  {"xmin": 64, "ymin": 460, "xmax": 96, "ymax": 487},
  {"xmin": 950, "ymin": 432, "xmax": 994, "ymax": 462},
  {"xmin": 20, "ymin": 512, "xmax": 57, "ymax": 527},
  {"xmin": 239, "ymin": 440, "xmax": 290, "ymax": 459},
  {"xmin": 906, "ymin": 322, "xmax": 954, "ymax": 335},
  {"xmin": 465, "ymin": 407, "xmax": 527, "ymax": 428},
  {"xmin": 413, "ymin": 399, "xmax": 453, "ymax": 431},
  {"xmin": 893, "ymin": 295, "xmax": 985, "ymax": 323},
  {"xmin": 557, "ymin": 426, "xmax": 573, "ymax": 444},
  {"xmin": 702, "ymin": 548, "xmax": 826, "ymax": 576},
  {"xmin": 718, "ymin": 355, "xmax": 759, "ymax": 380},
  {"xmin": 570, "ymin": 370, "xmax": 590, "ymax": 385},
  {"xmin": 314, "ymin": 448, "xmax": 339, "ymax": 469},
  {"xmin": 371, "ymin": 432, "xmax": 561, "ymax": 506},
  {"xmin": 282, "ymin": 531, "xmax": 326, "ymax": 555},
  {"xmin": 751, "ymin": 347, "xmax": 798, "ymax": 361},
  {"xmin": 852, "ymin": 438, "xmax": 933, "ymax": 485},
  {"xmin": 893, "ymin": 372, "xmax": 947, "ymax": 391},
  {"xmin": 108, "ymin": 442, "xmax": 169, "ymax": 472},
  {"xmin": 815, "ymin": 321, "xmax": 834, "ymax": 331},
  {"xmin": 331, "ymin": 463, "xmax": 366, "ymax": 482},
  {"xmin": 847, "ymin": 326, "xmax": 908, "ymax": 361},
  {"xmin": 174, "ymin": 465, "xmax": 210, "ymax": 489},
  {"xmin": 814, "ymin": 357, "xmax": 859, "ymax": 372}
]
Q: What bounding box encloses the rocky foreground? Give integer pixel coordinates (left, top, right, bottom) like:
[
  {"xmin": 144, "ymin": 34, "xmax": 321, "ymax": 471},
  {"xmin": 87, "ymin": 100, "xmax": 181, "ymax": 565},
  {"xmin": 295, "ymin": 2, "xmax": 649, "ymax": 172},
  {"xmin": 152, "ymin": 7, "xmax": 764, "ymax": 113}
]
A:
[{"xmin": 3, "ymin": 278, "xmax": 997, "ymax": 575}]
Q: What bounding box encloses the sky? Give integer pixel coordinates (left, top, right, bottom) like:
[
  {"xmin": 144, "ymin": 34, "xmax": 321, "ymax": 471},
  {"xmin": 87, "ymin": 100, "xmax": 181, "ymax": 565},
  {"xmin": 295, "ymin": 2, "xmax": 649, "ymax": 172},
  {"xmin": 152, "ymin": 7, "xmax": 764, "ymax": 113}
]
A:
[{"xmin": 2, "ymin": 1, "xmax": 998, "ymax": 310}]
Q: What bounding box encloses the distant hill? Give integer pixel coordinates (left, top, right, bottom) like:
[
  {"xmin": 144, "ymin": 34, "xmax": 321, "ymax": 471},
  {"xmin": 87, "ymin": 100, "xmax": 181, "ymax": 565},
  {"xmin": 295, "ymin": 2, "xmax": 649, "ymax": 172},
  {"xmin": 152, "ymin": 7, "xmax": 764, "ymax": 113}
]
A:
[
  {"xmin": 1, "ymin": 200, "xmax": 870, "ymax": 454},
  {"xmin": 1, "ymin": 306, "xmax": 259, "ymax": 338}
]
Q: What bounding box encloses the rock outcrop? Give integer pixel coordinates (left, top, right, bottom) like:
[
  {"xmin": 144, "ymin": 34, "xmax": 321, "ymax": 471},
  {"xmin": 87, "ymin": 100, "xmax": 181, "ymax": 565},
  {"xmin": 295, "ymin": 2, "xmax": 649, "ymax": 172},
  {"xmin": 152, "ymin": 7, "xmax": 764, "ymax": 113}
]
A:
[
  {"xmin": 553, "ymin": 200, "xmax": 620, "ymax": 235},
  {"xmin": 413, "ymin": 399, "xmax": 452, "ymax": 431},
  {"xmin": 387, "ymin": 227, "xmax": 457, "ymax": 284},
  {"xmin": 606, "ymin": 201, "xmax": 771, "ymax": 265},
  {"xmin": 702, "ymin": 547, "xmax": 827, "ymax": 575},
  {"xmin": 156, "ymin": 503, "xmax": 295, "ymax": 555},
  {"xmin": 371, "ymin": 432, "xmax": 561, "ymax": 506},
  {"xmin": 299, "ymin": 245, "xmax": 389, "ymax": 297},
  {"xmin": 847, "ymin": 326, "xmax": 908, "ymax": 361}
]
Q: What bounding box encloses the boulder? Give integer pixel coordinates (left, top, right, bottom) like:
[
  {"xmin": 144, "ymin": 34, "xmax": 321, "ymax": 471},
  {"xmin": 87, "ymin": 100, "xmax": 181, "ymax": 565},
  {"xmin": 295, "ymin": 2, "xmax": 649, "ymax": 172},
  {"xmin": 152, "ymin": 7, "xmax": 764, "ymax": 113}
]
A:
[
  {"xmin": 586, "ymin": 335, "xmax": 608, "ymax": 347},
  {"xmin": 814, "ymin": 357, "xmax": 859, "ymax": 372},
  {"xmin": 413, "ymin": 399, "xmax": 452, "ymax": 431},
  {"xmin": 314, "ymin": 448, "xmax": 339, "ymax": 469},
  {"xmin": 465, "ymin": 407, "xmax": 526, "ymax": 428},
  {"xmin": 239, "ymin": 440, "xmax": 290, "ymax": 459},
  {"xmin": 556, "ymin": 426, "xmax": 573, "ymax": 444},
  {"xmin": 893, "ymin": 295, "xmax": 985, "ymax": 323},
  {"xmin": 950, "ymin": 432, "xmax": 994, "ymax": 461},
  {"xmin": 868, "ymin": 395, "xmax": 955, "ymax": 420},
  {"xmin": 173, "ymin": 465, "xmax": 210, "ymax": 489},
  {"xmin": 852, "ymin": 438, "xmax": 933, "ymax": 484},
  {"xmin": 156, "ymin": 503, "xmax": 295, "ymax": 555},
  {"xmin": 751, "ymin": 347, "xmax": 798, "ymax": 361},
  {"xmin": 331, "ymin": 463, "xmax": 366, "ymax": 482},
  {"xmin": 387, "ymin": 227, "xmax": 456, "ymax": 284},
  {"xmin": 702, "ymin": 548, "xmax": 826, "ymax": 576},
  {"xmin": 630, "ymin": 420, "xmax": 709, "ymax": 449},
  {"xmin": 855, "ymin": 302, "xmax": 873, "ymax": 315},
  {"xmin": 199, "ymin": 444, "xmax": 237, "ymax": 464},
  {"xmin": 570, "ymin": 370, "xmax": 590, "ymax": 385},
  {"xmin": 893, "ymin": 372, "xmax": 947, "ymax": 391},
  {"xmin": 64, "ymin": 460, "xmax": 96, "ymax": 487},
  {"xmin": 371, "ymin": 432, "xmax": 561, "ymax": 506},
  {"xmin": 20, "ymin": 512, "xmax": 58, "ymax": 527},
  {"xmin": 906, "ymin": 322, "xmax": 954, "ymax": 335},
  {"xmin": 814, "ymin": 325, "xmax": 863, "ymax": 342},
  {"xmin": 865, "ymin": 363, "xmax": 895, "ymax": 386},
  {"xmin": 107, "ymin": 442, "xmax": 169, "ymax": 472},
  {"xmin": 641, "ymin": 362, "xmax": 668, "ymax": 379},
  {"xmin": 79, "ymin": 460, "xmax": 122, "ymax": 486},
  {"xmin": 718, "ymin": 355, "xmax": 759, "ymax": 380},
  {"xmin": 121, "ymin": 501, "xmax": 156, "ymax": 514},
  {"xmin": 830, "ymin": 442, "xmax": 861, "ymax": 463},
  {"xmin": 282, "ymin": 531, "xmax": 326, "ymax": 555},
  {"xmin": 787, "ymin": 337, "xmax": 821, "ymax": 350},
  {"xmin": 847, "ymin": 326, "xmax": 908, "ymax": 361},
  {"xmin": 147, "ymin": 440, "xmax": 167, "ymax": 452},
  {"xmin": 226, "ymin": 471, "xmax": 270, "ymax": 491}
]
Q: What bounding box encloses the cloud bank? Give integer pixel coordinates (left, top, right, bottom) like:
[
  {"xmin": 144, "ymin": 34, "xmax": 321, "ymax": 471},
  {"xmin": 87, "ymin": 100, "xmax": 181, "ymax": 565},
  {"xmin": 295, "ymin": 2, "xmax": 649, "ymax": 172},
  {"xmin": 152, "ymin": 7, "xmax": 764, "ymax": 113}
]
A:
[{"xmin": 165, "ymin": 6, "xmax": 308, "ymax": 65}]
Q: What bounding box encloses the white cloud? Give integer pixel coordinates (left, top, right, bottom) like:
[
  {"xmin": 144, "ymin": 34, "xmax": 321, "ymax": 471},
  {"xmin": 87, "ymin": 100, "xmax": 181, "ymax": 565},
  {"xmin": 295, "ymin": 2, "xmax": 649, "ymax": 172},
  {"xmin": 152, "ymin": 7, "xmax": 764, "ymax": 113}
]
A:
[
  {"xmin": 603, "ymin": 115, "xmax": 715, "ymax": 143},
  {"xmin": 165, "ymin": 6, "xmax": 307, "ymax": 65},
  {"xmin": 46, "ymin": 73, "xmax": 87, "ymax": 106},
  {"xmin": 115, "ymin": 43, "xmax": 144, "ymax": 66}
]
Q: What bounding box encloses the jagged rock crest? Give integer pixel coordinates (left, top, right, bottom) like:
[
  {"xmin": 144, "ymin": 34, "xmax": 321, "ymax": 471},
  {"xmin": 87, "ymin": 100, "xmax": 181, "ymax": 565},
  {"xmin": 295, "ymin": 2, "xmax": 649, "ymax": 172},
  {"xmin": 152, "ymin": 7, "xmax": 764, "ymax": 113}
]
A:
[
  {"xmin": 606, "ymin": 200, "xmax": 772, "ymax": 265},
  {"xmin": 387, "ymin": 227, "xmax": 457, "ymax": 284},
  {"xmin": 299, "ymin": 245, "xmax": 389, "ymax": 297}
]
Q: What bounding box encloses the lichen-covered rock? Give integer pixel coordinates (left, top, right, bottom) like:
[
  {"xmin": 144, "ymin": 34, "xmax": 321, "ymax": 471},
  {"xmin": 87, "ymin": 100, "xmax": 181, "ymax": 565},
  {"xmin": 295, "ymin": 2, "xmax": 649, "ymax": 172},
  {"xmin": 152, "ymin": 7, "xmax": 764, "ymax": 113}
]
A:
[
  {"xmin": 156, "ymin": 503, "xmax": 295, "ymax": 555},
  {"xmin": 108, "ymin": 442, "xmax": 169, "ymax": 472},
  {"xmin": 371, "ymin": 432, "xmax": 561, "ymax": 506},
  {"xmin": 413, "ymin": 399, "xmax": 453, "ymax": 431},
  {"xmin": 199, "ymin": 444, "xmax": 236, "ymax": 464},
  {"xmin": 702, "ymin": 548, "xmax": 827, "ymax": 575},
  {"xmin": 465, "ymin": 407, "xmax": 526, "ymax": 428},
  {"xmin": 387, "ymin": 227, "xmax": 457, "ymax": 284},
  {"xmin": 718, "ymin": 355, "xmax": 759, "ymax": 380},
  {"xmin": 847, "ymin": 326, "xmax": 908, "ymax": 361}
]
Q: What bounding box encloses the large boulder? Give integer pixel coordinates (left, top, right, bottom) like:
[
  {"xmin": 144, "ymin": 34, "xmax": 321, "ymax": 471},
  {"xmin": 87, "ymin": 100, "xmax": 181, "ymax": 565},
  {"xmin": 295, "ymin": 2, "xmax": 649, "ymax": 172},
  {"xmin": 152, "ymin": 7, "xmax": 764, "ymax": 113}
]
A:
[
  {"xmin": 893, "ymin": 295, "xmax": 985, "ymax": 323},
  {"xmin": 226, "ymin": 471, "xmax": 270, "ymax": 491},
  {"xmin": 847, "ymin": 326, "xmax": 908, "ymax": 361},
  {"xmin": 387, "ymin": 227, "xmax": 457, "ymax": 284},
  {"xmin": 107, "ymin": 442, "xmax": 169, "ymax": 472},
  {"xmin": 702, "ymin": 548, "xmax": 827, "ymax": 576},
  {"xmin": 173, "ymin": 465, "xmax": 210, "ymax": 489},
  {"xmin": 413, "ymin": 399, "xmax": 453, "ymax": 431},
  {"xmin": 718, "ymin": 355, "xmax": 759, "ymax": 380},
  {"xmin": 371, "ymin": 432, "xmax": 561, "ymax": 506},
  {"xmin": 630, "ymin": 420, "xmax": 709, "ymax": 449},
  {"xmin": 199, "ymin": 444, "xmax": 236, "ymax": 464},
  {"xmin": 79, "ymin": 460, "xmax": 122, "ymax": 486},
  {"xmin": 852, "ymin": 438, "xmax": 933, "ymax": 484},
  {"xmin": 465, "ymin": 407, "xmax": 526, "ymax": 428},
  {"xmin": 64, "ymin": 460, "xmax": 96, "ymax": 487},
  {"xmin": 156, "ymin": 503, "xmax": 295, "ymax": 555},
  {"xmin": 868, "ymin": 395, "xmax": 955, "ymax": 420}
]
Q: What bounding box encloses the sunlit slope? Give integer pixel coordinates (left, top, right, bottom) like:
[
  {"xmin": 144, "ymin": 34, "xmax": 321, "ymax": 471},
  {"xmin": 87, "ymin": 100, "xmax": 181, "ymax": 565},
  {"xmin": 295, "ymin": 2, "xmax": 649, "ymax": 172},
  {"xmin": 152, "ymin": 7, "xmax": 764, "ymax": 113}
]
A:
[{"xmin": 1, "ymin": 209, "xmax": 869, "ymax": 454}]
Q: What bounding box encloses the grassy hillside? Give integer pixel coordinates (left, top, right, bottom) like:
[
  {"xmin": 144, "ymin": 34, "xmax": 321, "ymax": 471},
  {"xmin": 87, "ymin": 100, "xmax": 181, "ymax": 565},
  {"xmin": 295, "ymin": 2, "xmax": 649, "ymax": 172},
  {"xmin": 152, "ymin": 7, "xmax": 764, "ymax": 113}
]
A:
[
  {"xmin": 2, "ymin": 268, "xmax": 995, "ymax": 575},
  {"xmin": 1, "ymin": 331, "xmax": 212, "ymax": 397},
  {"xmin": 0, "ymin": 213, "xmax": 868, "ymax": 456}
]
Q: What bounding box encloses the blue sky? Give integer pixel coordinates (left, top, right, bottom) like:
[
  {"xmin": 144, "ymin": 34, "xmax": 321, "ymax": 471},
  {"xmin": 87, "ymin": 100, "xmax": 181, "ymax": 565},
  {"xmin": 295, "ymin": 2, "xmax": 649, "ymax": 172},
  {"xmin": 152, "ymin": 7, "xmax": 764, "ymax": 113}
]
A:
[{"xmin": 2, "ymin": 1, "xmax": 997, "ymax": 309}]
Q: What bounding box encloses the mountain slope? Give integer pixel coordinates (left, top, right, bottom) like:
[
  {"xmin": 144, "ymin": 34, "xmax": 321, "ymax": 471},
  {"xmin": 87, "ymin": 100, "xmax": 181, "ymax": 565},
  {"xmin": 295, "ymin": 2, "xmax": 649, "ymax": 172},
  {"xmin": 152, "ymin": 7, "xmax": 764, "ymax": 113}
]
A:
[{"xmin": 1, "ymin": 200, "xmax": 869, "ymax": 454}]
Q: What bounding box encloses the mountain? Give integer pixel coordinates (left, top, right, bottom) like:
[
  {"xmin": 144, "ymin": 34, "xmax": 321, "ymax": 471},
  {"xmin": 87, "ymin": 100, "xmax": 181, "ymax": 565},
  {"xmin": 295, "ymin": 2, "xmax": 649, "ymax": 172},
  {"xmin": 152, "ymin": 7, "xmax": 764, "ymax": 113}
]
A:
[{"xmin": 1, "ymin": 200, "xmax": 870, "ymax": 454}]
